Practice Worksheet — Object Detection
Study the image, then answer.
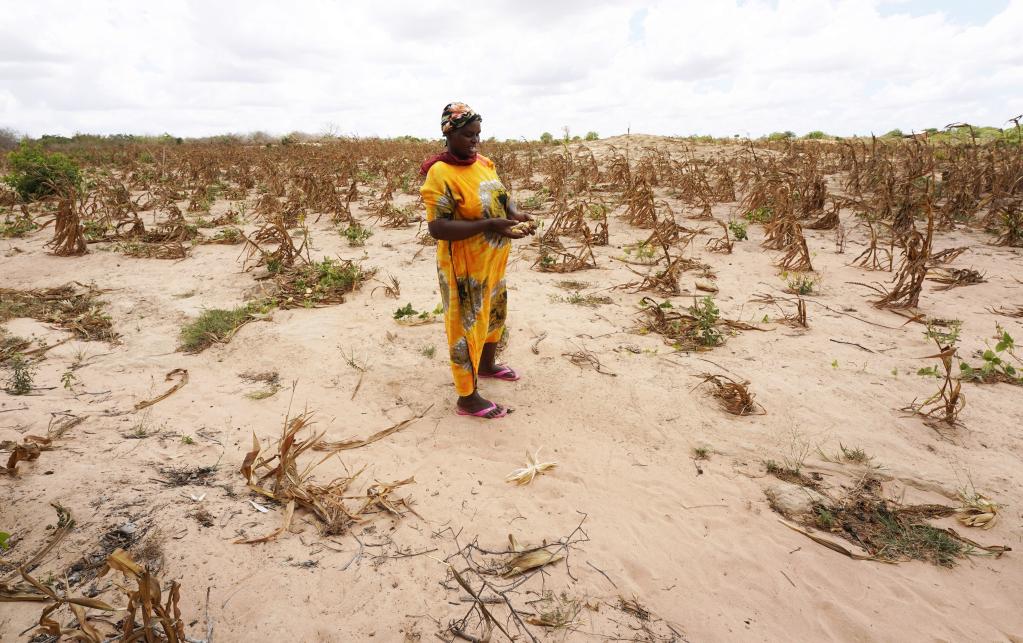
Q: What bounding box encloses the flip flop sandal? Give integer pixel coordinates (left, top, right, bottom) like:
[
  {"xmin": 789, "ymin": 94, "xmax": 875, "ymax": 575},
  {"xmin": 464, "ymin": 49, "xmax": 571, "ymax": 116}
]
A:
[
  {"xmin": 479, "ymin": 365, "xmax": 520, "ymax": 382},
  {"xmin": 456, "ymin": 402, "xmax": 509, "ymax": 419}
]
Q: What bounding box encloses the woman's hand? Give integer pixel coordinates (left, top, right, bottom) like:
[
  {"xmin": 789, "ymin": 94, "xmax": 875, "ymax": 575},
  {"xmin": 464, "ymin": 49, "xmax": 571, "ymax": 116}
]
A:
[
  {"xmin": 488, "ymin": 218, "xmax": 528, "ymax": 239},
  {"xmin": 506, "ymin": 198, "xmax": 532, "ymax": 223}
]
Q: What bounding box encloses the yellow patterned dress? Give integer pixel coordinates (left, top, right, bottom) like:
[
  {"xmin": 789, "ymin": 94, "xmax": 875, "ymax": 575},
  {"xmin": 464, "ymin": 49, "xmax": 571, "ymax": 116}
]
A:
[{"xmin": 420, "ymin": 155, "xmax": 511, "ymax": 396}]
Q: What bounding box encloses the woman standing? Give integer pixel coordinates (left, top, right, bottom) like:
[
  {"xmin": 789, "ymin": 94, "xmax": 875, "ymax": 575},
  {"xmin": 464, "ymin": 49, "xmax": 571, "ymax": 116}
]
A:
[{"xmin": 420, "ymin": 102, "xmax": 533, "ymax": 419}]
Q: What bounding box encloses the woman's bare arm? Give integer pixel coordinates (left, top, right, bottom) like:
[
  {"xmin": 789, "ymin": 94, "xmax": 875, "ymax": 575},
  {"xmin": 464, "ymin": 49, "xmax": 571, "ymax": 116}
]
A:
[{"xmin": 428, "ymin": 217, "xmax": 524, "ymax": 241}]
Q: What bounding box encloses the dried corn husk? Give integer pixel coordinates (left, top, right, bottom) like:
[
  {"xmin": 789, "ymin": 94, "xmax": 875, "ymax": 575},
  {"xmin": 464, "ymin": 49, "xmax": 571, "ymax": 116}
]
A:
[
  {"xmin": 505, "ymin": 448, "xmax": 557, "ymax": 486},
  {"xmin": 957, "ymin": 492, "xmax": 1000, "ymax": 530}
]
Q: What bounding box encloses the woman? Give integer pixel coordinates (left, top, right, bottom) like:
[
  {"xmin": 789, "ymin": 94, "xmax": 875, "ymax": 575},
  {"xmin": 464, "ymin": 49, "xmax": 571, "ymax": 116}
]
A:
[{"xmin": 420, "ymin": 102, "xmax": 533, "ymax": 419}]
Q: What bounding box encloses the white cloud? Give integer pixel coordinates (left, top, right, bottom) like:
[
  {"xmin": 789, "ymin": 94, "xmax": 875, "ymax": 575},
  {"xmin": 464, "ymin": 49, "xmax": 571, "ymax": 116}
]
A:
[{"xmin": 0, "ymin": 0, "xmax": 1019, "ymax": 138}]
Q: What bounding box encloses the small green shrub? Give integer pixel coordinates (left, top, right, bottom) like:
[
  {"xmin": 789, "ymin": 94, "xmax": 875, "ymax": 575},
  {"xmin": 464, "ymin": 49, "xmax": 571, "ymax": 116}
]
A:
[
  {"xmin": 584, "ymin": 131, "xmax": 599, "ymax": 141},
  {"xmin": 3, "ymin": 143, "xmax": 82, "ymax": 201},
  {"xmin": 342, "ymin": 222, "xmax": 373, "ymax": 246},
  {"xmin": 727, "ymin": 219, "xmax": 748, "ymax": 241},
  {"xmin": 784, "ymin": 272, "xmax": 819, "ymax": 295},
  {"xmin": 539, "ymin": 132, "xmax": 554, "ymax": 144},
  {"xmin": 4, "ymin": 353, "xmax": 34, "ymax": 395},
  {"xmin": 690, "ymin": 296, "xmax": 722, "ymax": 347},
  {"xmin": 804, "ymin": 130, "xmax": 829, "ymax": 140},
  {"xmin": 393, "ymin": 303, "xmax": 435, "ymax": 321},
  {"xmin": 959, "ymin": 330, "xmax": 1020, "ymax": 384}
]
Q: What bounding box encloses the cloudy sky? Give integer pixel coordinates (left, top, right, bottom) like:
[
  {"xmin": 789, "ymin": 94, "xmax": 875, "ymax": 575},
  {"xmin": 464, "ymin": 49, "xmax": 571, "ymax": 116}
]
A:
[{"xmin": 1, "ymin": 0, "xmax": 1020, "ymax": 139}]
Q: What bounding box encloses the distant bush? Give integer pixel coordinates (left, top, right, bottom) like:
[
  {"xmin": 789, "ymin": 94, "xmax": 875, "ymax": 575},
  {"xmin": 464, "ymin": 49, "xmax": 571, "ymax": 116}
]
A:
[
  {"xmin": 0, "ymin": 128, "xmax": 20, "ymax": 151},
  {"xmin": 3, "ymin": 143, "xmax": 81, "ymax": 201},
  {"xmin": 804, "ymin": 130, "xmax": 829, "ymax": 140},
  {"xmin": 539, "ymin": 132, "xmax": 554, "ymax": 144},
  {"xmin": 883, "ymin": 128, "xmax": 904, "ymax": 138},
  {"xmin": 584, "ymin": 131, "xmax": 599, "ymax": 141},
  {"xmin": 766, "ymin": 131, "xmax": 796, "ymax": 141}
]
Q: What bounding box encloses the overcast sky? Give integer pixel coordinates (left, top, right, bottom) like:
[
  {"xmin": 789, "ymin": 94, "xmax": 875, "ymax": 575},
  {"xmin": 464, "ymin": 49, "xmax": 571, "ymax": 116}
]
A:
[{"xmin": 1, "ymin": 0, "xmax": 1020, "ymax": 139}]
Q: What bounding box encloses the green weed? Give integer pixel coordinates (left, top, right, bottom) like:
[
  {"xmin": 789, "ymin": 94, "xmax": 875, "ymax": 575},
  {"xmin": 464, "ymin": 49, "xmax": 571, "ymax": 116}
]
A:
[
  {"xmin": 4, "ymin": 354, "xmax": 34, "ymax": 395},
  {"xmin": 727, "ymin": 219, "xmax": 748, "ymax": 241},
  {"xmin": 342, "ymin": 222, "xmax": 373, "ymax": 246},
  {"xmin": 690, "ymin": 296, "xmax": 722, "ymax": 347}
]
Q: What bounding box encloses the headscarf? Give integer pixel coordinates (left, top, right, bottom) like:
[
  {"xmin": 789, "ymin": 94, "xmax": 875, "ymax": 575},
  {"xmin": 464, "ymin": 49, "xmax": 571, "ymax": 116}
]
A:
[
  {"xmin": 420, "ymin": 102, "xmax": 483, "ymax": 175},
  {"xmin": 440, "ymin": 102, "xmax": 481, "ymax": 135}
]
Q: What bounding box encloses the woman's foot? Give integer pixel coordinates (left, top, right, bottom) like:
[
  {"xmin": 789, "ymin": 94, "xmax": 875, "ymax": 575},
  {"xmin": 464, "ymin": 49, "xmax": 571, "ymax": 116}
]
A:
[
  {"xmin": 457, "ymin": 392, "xmax": 510, "ymax": 419},
  {"xmin": 478, "ymin": 364, "xmax": 520, "ymax": 381}
]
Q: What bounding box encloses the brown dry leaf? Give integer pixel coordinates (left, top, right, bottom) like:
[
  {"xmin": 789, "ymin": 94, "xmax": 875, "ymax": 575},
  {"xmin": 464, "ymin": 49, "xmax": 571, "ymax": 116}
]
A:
[
  {"xmin": 0, "ymin": 504, "xmax": 74, "ymax": 584},
  {"xmin": 133, "ymin": 368, "xmax": 189, "ymax": 411},
  {"xmin": 313, "ymin": 405, "xmax": 432, "ymax": 451},
  {"xmin": 101, "ymin": 547, "xmax": 144, "ymax": 576},
  {"xmin": 240, "ymin": 432, "xmax": 261, "ymax": 484}
]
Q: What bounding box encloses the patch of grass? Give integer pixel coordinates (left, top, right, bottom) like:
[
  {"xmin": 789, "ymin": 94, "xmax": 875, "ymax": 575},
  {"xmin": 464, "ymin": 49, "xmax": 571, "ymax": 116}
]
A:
[
  {"xmin": 0, "ymin": 283, "xmax": 116, "ymax": 341},
  {"xmin": 692, "ymin": 447, "xmax": 710, "ymax": 460},
  {"xmin": 420, "ymin": 344, "xmax": 436, "ymax": 359},
  {"xmin": 871, "ymin": 509, "xmax": 963, "ymax": 567},
  {"xmin": 180, "ymin": 435, "xmax": 195, "ymax": 445},
  {"xmin": 554, "ymin": 280, "xmax": 591, "ymax": 291},
  {"xmin": 839, "ymin": 444, "xmax": 869, "ymax": 464},
  {"xmin": 550, "ymin": 292, "xmax": 613, "ymax": 307},
  {"xmin": 179, "ymin": 305, "xmax": 259, "ymax": 353},
  {"xmin": 124, "ymin": 410, "xmax": 159, "ymax": 439},
  {"xmin": 283, "ymin": 258, "xmax": 371, "ymax": 307}
]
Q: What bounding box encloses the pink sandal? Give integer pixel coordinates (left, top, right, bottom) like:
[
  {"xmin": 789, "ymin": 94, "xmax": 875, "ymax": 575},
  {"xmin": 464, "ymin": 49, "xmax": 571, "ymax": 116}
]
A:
[
  {"xmin": 479, "ymin": 365, "xmax": 520, "ymax": 382},
  {"xmin": 456, "ymin": 402, "xmax": 509, "ymax": 419}
]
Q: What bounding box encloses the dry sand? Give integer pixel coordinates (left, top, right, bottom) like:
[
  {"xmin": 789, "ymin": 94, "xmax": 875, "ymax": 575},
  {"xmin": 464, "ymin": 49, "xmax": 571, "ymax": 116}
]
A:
[{"xmin": 2, "ymin": 136, "xmax": 1022, "ymax": 641}]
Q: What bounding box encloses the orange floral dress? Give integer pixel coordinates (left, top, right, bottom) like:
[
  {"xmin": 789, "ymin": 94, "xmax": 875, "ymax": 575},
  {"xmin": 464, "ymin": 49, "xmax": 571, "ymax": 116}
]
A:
[{"xmin": 420, "ymin": 155, "xmax": 510, "ymax": 396}]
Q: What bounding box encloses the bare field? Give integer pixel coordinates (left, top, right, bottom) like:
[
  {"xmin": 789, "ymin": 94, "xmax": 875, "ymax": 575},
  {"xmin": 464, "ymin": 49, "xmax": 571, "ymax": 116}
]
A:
[{"xmin": 2, "ymin": 134, "xmax": 1022, "ymax": 641}]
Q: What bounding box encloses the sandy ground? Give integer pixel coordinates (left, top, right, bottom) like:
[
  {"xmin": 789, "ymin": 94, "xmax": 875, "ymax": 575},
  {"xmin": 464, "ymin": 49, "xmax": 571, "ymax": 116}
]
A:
[{"xmin": 2, "ymin": 136, "xmax": 1022, "ymax": 642}]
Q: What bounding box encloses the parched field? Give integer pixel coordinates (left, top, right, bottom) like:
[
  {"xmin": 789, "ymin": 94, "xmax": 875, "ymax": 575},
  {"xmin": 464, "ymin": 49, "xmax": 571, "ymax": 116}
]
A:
[{"xmin": 1, "ymin": 134, "xmax": 1021, "ymax": 641}]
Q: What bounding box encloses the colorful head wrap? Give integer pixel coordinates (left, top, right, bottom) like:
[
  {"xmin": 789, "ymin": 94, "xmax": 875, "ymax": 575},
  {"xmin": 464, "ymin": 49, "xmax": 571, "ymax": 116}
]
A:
[{"xmin": 441, "ymin": 102, "xmax": 481, "ymax": 135}]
